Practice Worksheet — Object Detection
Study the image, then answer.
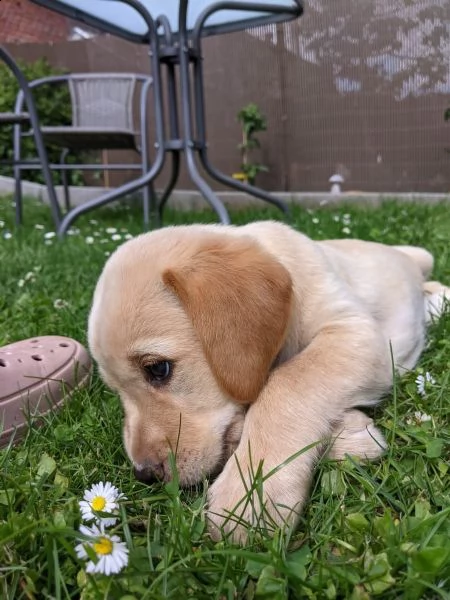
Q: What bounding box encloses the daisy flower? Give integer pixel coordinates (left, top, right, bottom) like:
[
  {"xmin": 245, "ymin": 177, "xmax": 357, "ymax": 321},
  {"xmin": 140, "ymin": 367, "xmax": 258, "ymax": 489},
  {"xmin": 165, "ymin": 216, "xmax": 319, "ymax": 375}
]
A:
[
  {"xmin": 105, "ymin": 227, "xmax": 117, "ymax": 234},
  {"xmin": 111, "ymin": 234, "xmax": 121, "ymax": 241},
  {"xmin": 85, "ymin": 236, "xmax": 95, "ymax": 244},
  {"xmin": 406, "ymin": 411, "xmax": 432, "ymax": 425},
  {"xmin": 413, "ymin": 411, "xmax": 432, "ymax": 423},
  {"xmin": 53, "ymin": 298, "xmax": 70, "ymax": 310},
  {"xmin": 79, "ymin": 481, "xmax": 124, "ymax": 526},
  {"xmin": 3, "ymin": 232, "xmax": 12, "ymax": 240},
  {"xmin": 75, "ymin": 524, "xmax": 129, "ymax": 575},
  {"xmin": 44, "ymin": 231, "xmax": 56, "ymax": 239},
  {"xmin": 416, "ymin": 372, "xmax": 435, "ymax": 397}
]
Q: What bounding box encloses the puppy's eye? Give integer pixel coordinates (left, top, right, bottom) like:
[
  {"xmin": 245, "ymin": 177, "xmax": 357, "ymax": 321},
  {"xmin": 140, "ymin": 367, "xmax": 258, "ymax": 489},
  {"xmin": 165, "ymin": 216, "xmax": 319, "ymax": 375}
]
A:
[{"xmin": 143, "ymin": 360, "xmax": 172, "ymax": 385}]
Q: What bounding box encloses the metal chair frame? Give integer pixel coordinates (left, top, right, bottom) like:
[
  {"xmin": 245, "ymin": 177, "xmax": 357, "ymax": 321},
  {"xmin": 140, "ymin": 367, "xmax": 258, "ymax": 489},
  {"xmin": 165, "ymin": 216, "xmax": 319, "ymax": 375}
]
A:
[
  {"xmin": 0, "ymin": 45, "xmax": 61, "ymax": 227},
  {"xmin": 14, "ymin": 72, "xmax": 154, "ymax": 225}
]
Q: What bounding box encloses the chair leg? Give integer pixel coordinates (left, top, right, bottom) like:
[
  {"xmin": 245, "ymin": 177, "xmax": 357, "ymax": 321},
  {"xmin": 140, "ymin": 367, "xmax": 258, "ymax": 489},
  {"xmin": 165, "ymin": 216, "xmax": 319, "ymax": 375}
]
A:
[
  {"xmin": 60, "ymin": 148, "xmax": 71, "ymax": 212},
  {"xmin": 13, "ymin": 167, "xmax": 23, "ymax": 226},
  {"xmin": 13, "ymin": 121, "xmax": 24, "ymax": 226},
  {"xmin": 157, "ymin": 151, "xmax": 180, "ymax": 227},
  {"xmin": 13, "ymin": 156, "xmax": 23, "ymax": 227},
  {"xmin": 35, "ymin": 139, "xmax": 61, "ymax": 228}
]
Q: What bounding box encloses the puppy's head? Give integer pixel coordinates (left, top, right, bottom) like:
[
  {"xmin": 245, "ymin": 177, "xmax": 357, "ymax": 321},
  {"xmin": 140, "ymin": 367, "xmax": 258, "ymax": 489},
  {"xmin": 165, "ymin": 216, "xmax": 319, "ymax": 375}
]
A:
[{"xmin": 88, "ymin": 226, "xmax": 292, "ymax": 486}]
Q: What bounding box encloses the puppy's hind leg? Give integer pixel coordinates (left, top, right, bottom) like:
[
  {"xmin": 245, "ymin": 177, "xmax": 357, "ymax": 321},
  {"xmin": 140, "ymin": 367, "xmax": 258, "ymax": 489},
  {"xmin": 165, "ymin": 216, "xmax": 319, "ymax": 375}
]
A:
[
  {"xmin": 327, "ymin": 410, "xmax": 387, "ymax": 461},
  {"xmin": 423, "ymin": 281, "xmax": 450, "ymax": 323}
]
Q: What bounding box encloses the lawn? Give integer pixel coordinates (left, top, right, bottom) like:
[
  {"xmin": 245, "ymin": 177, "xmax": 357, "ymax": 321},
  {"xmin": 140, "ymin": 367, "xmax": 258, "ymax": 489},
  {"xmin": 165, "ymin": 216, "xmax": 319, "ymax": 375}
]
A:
[{"xmin": 0, "ymin": 195, "xmax": 449, "ymax": 599}]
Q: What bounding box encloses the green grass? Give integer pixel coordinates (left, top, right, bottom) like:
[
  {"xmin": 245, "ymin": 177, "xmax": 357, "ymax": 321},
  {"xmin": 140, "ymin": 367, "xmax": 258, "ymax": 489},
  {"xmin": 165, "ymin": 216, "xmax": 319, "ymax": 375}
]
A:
[{"xmin": 0, "ymin": 196, "xmax": 449, "ymax": 599}]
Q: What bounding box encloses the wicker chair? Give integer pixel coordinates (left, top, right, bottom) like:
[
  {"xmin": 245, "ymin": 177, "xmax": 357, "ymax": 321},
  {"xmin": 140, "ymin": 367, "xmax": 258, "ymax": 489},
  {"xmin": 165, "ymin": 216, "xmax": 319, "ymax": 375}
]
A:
[{"xmin": 14, "ymin": 72, "xmax": 154, "ymax": 222}]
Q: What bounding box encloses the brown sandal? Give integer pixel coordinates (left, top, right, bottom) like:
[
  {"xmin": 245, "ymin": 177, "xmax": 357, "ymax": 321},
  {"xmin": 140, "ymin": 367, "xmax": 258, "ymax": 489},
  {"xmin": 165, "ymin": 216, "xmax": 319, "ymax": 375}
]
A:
[{"xmin": 0, "ymin": 336, "xmax": 92, "ymax": 447}]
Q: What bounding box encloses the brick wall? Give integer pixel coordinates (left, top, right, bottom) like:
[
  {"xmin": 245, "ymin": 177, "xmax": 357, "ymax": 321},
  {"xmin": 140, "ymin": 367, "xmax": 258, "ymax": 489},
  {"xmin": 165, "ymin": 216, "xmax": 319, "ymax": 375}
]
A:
[{"xmin": 0, "ymin": 0, "xmax": 70, "ymax": 43}]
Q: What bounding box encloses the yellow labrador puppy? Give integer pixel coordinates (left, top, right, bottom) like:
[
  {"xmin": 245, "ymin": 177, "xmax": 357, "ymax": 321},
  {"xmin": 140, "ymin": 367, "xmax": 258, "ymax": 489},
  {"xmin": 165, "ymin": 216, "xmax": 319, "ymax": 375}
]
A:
[{"xmin": 88, "ymin": 221, "xmax": 448, "ymax": 543}]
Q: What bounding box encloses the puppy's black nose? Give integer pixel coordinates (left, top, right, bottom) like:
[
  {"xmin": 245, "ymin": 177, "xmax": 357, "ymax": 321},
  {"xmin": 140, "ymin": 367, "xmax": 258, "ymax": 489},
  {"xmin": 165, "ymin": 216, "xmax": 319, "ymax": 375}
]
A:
[{"xmin": 133, "ymin": 462, "xmax": 164, "ymax": 485}]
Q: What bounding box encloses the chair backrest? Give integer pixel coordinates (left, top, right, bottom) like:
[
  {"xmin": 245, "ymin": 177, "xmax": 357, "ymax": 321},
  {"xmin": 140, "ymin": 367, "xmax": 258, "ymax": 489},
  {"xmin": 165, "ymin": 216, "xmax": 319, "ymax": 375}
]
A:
[{"xmin": 68, "ymin": 75, "xmax": 137, "ymax": 130}]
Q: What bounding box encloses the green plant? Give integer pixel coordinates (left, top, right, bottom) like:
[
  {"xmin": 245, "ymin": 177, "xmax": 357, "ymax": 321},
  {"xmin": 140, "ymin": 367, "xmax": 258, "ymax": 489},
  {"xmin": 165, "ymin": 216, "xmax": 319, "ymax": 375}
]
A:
[
  {"xmin": 237, "ymin": 102, "xmax": 268, "ymax": 185},
  {"xmin": 0, "ymin": 58, "xmax": 82, "ymax": 185}
]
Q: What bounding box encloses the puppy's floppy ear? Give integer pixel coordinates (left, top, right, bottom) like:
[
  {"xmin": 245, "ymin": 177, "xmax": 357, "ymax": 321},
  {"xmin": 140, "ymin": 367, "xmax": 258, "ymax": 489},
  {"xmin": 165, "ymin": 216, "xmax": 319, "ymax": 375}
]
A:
[{"xmin": 163, "ymin": 235, "xmax": 292, "ymax": 403}]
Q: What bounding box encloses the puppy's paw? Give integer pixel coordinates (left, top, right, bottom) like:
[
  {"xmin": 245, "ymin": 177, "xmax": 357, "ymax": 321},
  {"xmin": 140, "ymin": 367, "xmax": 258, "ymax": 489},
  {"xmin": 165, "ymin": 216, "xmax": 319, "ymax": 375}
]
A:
[
  {"xmin": 328, "ymin": 410, "xmax": 387, "ymax": 461},
  {"xmin": 206, "ymin": 454, "xmax": 304, "ymax": 545}
]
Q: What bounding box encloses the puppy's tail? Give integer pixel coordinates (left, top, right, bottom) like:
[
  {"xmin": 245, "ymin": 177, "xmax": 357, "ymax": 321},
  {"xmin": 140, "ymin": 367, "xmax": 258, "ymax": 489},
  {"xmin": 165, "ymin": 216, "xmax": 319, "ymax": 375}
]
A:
[
  {"xmin": 392, "ymin": 245, "xmax": 434, "ymax": 279},
  {"xmin": 423, "ymin": 281, "xmax": 450, "ymax": 323}
]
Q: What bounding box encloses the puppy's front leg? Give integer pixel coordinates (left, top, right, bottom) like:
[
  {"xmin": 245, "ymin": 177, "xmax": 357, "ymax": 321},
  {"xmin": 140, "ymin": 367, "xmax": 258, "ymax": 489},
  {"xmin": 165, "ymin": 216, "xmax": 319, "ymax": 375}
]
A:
[{"xmin": 207, "ymin": 322, "xmax": 392, "ymax": 544}]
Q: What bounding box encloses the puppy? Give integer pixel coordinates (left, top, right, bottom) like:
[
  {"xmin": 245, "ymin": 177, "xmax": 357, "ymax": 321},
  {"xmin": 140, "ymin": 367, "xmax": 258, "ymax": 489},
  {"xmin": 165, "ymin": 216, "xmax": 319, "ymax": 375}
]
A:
[{"xmin": 88, "ymin": 221, "xmax": 449, "ymax": 543}]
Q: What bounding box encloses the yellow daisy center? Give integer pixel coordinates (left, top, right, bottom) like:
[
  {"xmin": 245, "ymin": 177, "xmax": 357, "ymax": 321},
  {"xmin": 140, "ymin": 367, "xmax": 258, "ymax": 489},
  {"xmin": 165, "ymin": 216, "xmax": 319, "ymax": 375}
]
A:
[
  {"xmin": 93, "ymin": 536, "xmax": 113, "ymax": 556},
  {"xmin": 91, "ymin": 496, "xmax": 106, "ymax": 511}
]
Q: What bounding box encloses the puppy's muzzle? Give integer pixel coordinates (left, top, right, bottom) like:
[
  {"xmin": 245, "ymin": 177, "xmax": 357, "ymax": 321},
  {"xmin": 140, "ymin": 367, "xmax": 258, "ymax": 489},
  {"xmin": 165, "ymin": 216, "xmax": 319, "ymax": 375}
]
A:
[{"xmin": 134, "ymin": 461, "xmax": 165, "ymax": 485}]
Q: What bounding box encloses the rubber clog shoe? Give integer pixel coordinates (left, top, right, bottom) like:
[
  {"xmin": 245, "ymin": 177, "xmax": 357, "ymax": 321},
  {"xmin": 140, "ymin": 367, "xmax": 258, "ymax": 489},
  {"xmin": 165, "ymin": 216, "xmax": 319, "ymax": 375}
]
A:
[{"xmin": 0, "ymin": 336, "xmax": 92, "ymax": 447}]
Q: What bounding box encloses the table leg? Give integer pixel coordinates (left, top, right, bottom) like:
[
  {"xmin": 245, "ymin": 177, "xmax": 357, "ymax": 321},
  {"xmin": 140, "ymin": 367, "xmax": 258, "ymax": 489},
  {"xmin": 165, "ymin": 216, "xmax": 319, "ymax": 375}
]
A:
[
  {"xmin": 157, "ymin": 151, "xmax": 181, "ymax": 227},
  {"xmin": 191, "ymin": 22, "xmax": 291, "ymax": 219},
  {"xmin": 57, "ymin": 153, "xmax": 166, "ymax": 236},
  {"xmin": 178, "ymin": 0, "xmax": 230, "ymax": 225}
]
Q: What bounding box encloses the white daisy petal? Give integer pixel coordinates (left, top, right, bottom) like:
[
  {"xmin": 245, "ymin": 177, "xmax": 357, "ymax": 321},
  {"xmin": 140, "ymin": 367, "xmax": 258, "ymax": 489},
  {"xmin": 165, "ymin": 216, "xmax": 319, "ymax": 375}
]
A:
[
  {"xmin": 415, "ymin": 372, "xmax": 435, "ymax": 397},
  {"xmin": 414, "ymin": 411, "xmax": 432, "ymax": 423},
  {"xmin": 79, "ymin": 481, "xmax": 124, "ymax": 525},
  {"xmin": 75, "ymin": 522, "xmax": 129, "ymax": 575},
  {"xmin": 75, "ymin": 542, "xmax": 88, "ymax": 559}
]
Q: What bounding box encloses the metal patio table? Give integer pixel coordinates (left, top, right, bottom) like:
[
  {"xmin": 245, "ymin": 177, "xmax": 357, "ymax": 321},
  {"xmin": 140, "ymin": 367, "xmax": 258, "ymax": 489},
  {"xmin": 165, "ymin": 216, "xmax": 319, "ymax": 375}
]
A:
[{"xmin": 31, "ymin": 0, "xmax": 304, "ymax": 236}]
